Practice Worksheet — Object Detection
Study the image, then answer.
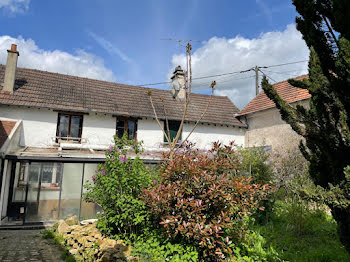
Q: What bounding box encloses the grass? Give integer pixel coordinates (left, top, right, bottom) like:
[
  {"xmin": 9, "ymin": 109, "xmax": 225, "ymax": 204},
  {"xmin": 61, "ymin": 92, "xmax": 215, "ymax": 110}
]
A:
[
  {"xmin": 41, "ymin": 229, "xmax": 76, "ymax": 262},
  {"xmin": 255, "ymin": 201, "xmax": 350, "ymax": 262}
]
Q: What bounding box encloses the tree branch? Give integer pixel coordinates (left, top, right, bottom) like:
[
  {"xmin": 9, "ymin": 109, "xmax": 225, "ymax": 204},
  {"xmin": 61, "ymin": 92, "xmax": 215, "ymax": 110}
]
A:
[
  {"xmin": 176, "ymin": 81, "xmax": 216, "ymax": 150},
  {"xmin": 148, "ymin": 92, "xmax": 171, "ymax": 144}
]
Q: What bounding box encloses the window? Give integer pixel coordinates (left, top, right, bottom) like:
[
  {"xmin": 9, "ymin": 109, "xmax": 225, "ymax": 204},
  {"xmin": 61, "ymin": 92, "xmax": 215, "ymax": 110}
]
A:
[
  {"xmin": 25, "ymin": 162, "xmax": 63, "ymax": 188},
  {"xmin": 116, "ymin": 118, "xmax": 137, "ymax": 140},
  {"xmin": 56, "ymin": 113, "xmax": 83, "ymax": 142},
  {"xmin": 164, "ymin": 120, "xmax": 182, "ymax": 143}
]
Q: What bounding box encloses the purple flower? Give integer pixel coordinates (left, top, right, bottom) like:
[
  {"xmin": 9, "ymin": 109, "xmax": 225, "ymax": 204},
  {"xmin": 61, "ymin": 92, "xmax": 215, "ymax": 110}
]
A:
[
  {"xmin": 264, "ymin": 161, "xmax": 269, "ymax": 166},
  {"xmin": 92, "ymin": 175, "xmax": 96, "ymax": 182},
  {"xmin": 108, "ymin": 145, "xmax": 113, "ymax": 152},
  {"xmin": 100, "ymin": 169, "xmax": 106, "ymax": 175},
  {"xmin": 290, "ymin": 174, "xmax": 294, "ymax": 179},
  {"xmin": 119, "ymin": 155, "xmax": 127, "ymax": 163}
]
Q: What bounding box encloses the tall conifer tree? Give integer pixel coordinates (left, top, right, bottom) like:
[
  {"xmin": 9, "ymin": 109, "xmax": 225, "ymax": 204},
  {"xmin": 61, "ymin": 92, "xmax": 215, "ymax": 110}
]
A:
[{"xmin": 262, "ymin": 0, "xmax": 350, "ymax": 251}]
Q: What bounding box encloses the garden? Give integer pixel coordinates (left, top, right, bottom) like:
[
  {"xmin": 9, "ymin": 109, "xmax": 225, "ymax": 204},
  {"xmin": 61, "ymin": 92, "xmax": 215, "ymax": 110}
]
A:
[{"xmin": 44, "ymin": 135, "xmax": 350, "ymax": 262}]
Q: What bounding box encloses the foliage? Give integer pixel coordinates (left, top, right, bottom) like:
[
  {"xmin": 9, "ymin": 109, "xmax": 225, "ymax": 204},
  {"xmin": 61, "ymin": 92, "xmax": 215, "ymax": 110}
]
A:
[
  {"xmin": 261, "ymin": 0, "xmax": 350, "ymax": 251},
  {"xmin": 255, "ymin": 200, "xmax": 350, "ymax": 262},
  {"xmin": 131, "ymin": 234, "xmax": 198, "ymax": 262},
  {"xmin": 237, "ymin": 147, "xmax": 275, "ymax": 223},
  {"xmin": 237, "ymin": 147, "xmax": 273, "ymax": 184},
  {"xmin": 142, "ymin": 142, "xmax": 271, "ymax": 261},
  {"xmin": 84, "ymin": 134, "xmax": 156, "ymax": 239},
  {"xmin": 41, "ymin": 229, "xmax": 76, "ymax": 262}
]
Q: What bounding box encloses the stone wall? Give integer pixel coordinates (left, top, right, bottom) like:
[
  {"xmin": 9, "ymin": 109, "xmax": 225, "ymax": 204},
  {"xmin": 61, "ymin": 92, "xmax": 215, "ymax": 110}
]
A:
[
  {"xmin": 56, "ymin": 217, "xmax": 135, "ymax": 261},
  {"xmin": 244, "ymin": 101, "xmax": 308, "ymax": 152}
]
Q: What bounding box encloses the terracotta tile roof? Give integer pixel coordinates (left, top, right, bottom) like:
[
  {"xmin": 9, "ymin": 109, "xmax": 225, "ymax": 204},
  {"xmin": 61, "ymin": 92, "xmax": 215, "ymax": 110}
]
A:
[
  {"xmin": 0, "ymin": 120, "xmax": 16, "ymax": 149},
  {"xmin": 0, "ymin": 65, "xmax": 245, "ymax": 127},
  {"xmin": 237, "ymin": 75, "xmax": 310, "ymax": 116}
]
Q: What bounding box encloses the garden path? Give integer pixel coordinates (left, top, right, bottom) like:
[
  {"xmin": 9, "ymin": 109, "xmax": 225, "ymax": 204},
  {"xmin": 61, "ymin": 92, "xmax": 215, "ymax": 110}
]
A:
[{"xmin": 0, "ymin": 229, "xmax": 63, "ymax": 262}]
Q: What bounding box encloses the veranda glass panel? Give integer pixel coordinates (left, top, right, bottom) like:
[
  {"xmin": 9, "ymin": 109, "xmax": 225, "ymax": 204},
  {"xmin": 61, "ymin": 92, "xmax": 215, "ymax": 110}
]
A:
[
  {"xmin": 80, "ymin": 163, "xmax": 103, "ymax": 220},
  {"xmin": 24, "ymin": 163, "xmax": 40, "ymax": 222},
  {"xmin": 26, "ymin": 162, "xmax": 62, "ymax": 222},
  {"xmin": 59, "ymin": 163, "xmax": 83, "ymax": 219},
  {"xmin": 10, "ymin": 162, "xmax": 27, "ymax": 221}
]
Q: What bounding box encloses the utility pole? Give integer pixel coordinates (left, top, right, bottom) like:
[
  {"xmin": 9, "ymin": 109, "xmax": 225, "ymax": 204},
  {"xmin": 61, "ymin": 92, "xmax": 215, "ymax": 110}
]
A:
[
  {"xmin": 255, "ymin": 66, "xmax": 259, "ymax": 96},
  {"xmin": 241, "ymin": 65, "xmax": 267, "ymax": 96}
]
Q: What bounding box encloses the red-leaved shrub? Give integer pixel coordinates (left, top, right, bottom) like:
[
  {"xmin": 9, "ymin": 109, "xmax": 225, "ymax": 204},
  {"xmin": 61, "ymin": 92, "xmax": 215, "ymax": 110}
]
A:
[{"xmin": 142, "ymin": 142, "xmax": 271, "ymax": 261}]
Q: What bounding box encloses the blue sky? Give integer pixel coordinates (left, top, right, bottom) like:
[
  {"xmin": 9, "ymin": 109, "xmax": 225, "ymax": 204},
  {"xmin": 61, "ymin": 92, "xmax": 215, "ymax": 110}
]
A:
[{"xmin": 0, "ymin": 0, "xmax": 309, "ymax": 108}]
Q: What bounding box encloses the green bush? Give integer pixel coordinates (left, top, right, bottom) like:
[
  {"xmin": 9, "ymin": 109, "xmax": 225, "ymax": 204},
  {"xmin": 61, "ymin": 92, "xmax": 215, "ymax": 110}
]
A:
[
  {"xmin": 84, "ymin": 134, "xmax": 156, "ymax": 239},
  {"xmin": 132, "ymin": 234, "xmax": 198, "ymax": 262},
  {"xmin": 237, "ymin": 147, "xmax": 274, "ymax": 184}
]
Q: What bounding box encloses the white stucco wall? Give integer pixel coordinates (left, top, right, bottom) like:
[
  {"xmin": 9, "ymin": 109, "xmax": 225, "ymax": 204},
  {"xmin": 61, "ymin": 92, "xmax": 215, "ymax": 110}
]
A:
[
  {"xmin": 0, "ymin": 105, "xmax": 116, "ymax": 148},
  {"xmin": 82, "ymin": 113, "xmax": 115, "ymax": 146},
  {"xmin": 137, "ymin": 118, "xmax": 245, "ymax": 150},
  {"xmin": 0, "ymin": 105, "xmax": 246, "ymax": 151},
  {"xmin": 184, "ymin": 123, "xmax": 245, "ymax": 149},
  {"xmin": 137, "ymin": 118, "xmax": 164, "ymax": 150},
  {"xmin": 0, "ymin": 106, "xmax": 58, "ymax": 147}
]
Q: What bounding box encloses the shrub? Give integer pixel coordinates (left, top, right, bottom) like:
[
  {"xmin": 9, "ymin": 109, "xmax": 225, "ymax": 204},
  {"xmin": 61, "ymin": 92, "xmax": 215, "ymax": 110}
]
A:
[
  {"xmin": 142, "ymin": 142, "xmax": 271, "ymax": 261},
  {"xmin": 132, "ymin": 234, "xmax": 198, "ymax": 262},
  {"xmin": 237, "ymin": 147, "xmax": 274, "ymax": 184},
  {"xmin": 84, "ymin": 134, "xmax": 156, "ymax": 239}
]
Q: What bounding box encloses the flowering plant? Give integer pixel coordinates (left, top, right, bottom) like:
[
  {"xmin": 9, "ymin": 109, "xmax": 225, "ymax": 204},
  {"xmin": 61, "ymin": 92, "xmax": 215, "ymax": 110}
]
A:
[{"xmin": 84, "ymin": 134, "xmax": 155, "ymax": 238}]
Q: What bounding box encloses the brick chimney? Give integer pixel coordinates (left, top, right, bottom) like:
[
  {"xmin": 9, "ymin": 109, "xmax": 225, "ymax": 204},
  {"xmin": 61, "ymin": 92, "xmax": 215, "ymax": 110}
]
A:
[
  {"xmin": 170, "ymin": 65, "xmax": 186, "ymax": 101},
  {"xmin": 2, "ymin": 44, "xmax": 19, "ymax": 94}
]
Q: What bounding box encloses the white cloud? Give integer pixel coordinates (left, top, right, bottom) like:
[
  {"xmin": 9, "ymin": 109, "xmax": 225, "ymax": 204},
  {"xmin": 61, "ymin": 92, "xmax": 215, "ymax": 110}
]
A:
[
  {"xmin": 0, "ymin": 35, "xmax": 116, "ymax": 82},
  {"xmin": 0, "ymin": 0, "xmax": 29, "ymax": 13},
  {"xmin": 170, "ymin": 24, "xmax": 309, "ymax": 109},
  {"xmin": 87, "ymin": 31, "xmax": 133, "ymax": 64}
]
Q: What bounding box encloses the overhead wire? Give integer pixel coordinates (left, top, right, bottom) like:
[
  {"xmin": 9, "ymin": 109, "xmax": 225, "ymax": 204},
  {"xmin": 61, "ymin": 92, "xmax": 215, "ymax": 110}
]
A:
[{"xmin": 137, "ymin": 60, "xmax": 308, "ymax": 87}]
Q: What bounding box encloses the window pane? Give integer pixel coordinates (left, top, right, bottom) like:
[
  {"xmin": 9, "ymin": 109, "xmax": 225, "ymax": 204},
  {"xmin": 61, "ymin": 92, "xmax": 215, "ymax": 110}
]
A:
[
  {"xmin": 80, "ymin": 164, "xmax": 103, "ymax": 220},
  {"xmin": 41, "ymin": 164, "xmax": 54, "ymax": 184},
  {"xmin": 55, "ymin": 164, "xmax": 63, "ymax": 184},
  {"xmin": 58, "ymin": 115, "xmax": 69, "ymax": 138},
  {"xmin": 128, "ymin": 120, "xmax": 135, "ymax": 140},
  {"xmin": 117, "ymin": 120, "xmax": 125, "ymax": 139},
  {"xmin": 164, "ymin": 121, "xmax": 181, "ymax": 142},
  {"xmin": 59, "ymin": 163, "xmax": 83, "ymax": 219},
  {"xmin": 29, "ymin": 163, "xmax": 40, "ymax": 184},
  {"xmin": 70, "ymin": 116, "xmax": 82, "ymax": 140}
]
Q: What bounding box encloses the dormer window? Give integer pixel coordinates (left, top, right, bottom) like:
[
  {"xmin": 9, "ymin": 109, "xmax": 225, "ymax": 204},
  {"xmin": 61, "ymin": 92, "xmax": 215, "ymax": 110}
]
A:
[
  {"xmin": 116, "ymin": 117, "xmax": 137, "ymax": 140},
  {"xmin": 56, "ymin": 113, "xmax": 83, "ymax": 143}
]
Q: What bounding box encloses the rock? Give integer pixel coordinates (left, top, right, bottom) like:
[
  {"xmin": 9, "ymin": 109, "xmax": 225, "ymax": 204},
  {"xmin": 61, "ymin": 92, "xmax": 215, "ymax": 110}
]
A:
[
  {"xmin": 55, "ymin": 219, "xmax": 134, "ymax": 262},
  {"xmin": 69, "ymin": 249, "xmax": 78, "ymax": 255},
  {"xmin": 65, "ymin": 215, "xmax": 79, "ymax": 226},
  {"xmin": 57, "ymin": 221, "xmax": 70, "ymax": 234}
]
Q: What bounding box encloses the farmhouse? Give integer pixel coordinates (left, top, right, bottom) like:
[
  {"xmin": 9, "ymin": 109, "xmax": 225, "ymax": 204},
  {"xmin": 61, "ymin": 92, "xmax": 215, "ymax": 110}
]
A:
[
  {"xmin": 236, "ymin": 75, "xmax": 311, "ymax": 152},
  {"xmin": 0, "ymin": 44, "xmax": 246, "ymax": 225}
]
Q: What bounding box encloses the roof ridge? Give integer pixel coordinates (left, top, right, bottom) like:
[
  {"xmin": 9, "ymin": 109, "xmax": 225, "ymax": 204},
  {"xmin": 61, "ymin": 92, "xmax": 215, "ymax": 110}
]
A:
[
  {"xmin": 0, "ymin": 64, "xmax": 224, "ymax": 98},
  {"xmin": 236, "ymin": 74, "xmax": 310, "ymax": 116}
]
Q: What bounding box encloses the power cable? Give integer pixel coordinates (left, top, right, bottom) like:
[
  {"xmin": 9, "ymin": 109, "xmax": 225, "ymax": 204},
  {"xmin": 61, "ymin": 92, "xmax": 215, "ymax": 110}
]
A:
[{"xmin": 137, "ymin": 60, "xmax": 308, "ymax": 87}]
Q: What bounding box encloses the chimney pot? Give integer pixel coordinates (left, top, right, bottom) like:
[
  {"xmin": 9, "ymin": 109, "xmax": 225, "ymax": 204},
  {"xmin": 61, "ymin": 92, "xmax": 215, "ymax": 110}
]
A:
[
  {"xmin": 10, "ymin": 44, "xmax": 17, "ymax": 52},
  {"xmin": 170, "ymin": 65, "xmax": 186, "ymax": 101}
]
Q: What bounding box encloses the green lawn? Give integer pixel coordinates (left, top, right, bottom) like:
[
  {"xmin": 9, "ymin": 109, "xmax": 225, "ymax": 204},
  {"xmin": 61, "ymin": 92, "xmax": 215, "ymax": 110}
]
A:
[{"xmin": 255, "ymin": 201, "xmax": 350, "ymax": 262}]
